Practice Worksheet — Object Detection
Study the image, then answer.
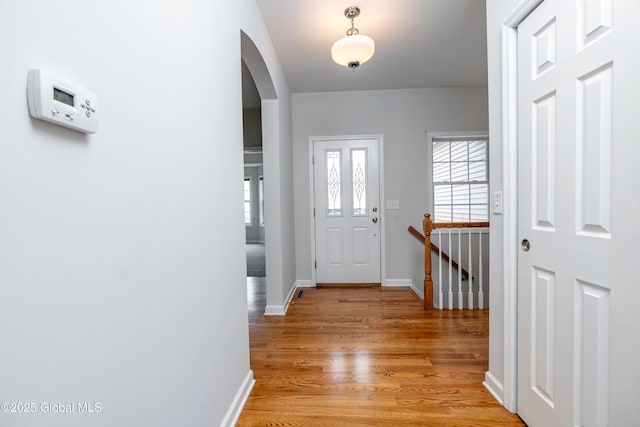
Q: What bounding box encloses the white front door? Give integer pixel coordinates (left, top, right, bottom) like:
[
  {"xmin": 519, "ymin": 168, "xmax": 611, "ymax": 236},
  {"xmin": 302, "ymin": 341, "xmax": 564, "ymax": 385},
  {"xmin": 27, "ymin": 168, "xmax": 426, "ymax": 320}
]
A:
[
  {"xmin": 517, "ymin": 0, "xmax": 640, "ymax": 425},
  {"xmin": 313, "ymin": 137, "xmax": 381, "ymax": 284}
]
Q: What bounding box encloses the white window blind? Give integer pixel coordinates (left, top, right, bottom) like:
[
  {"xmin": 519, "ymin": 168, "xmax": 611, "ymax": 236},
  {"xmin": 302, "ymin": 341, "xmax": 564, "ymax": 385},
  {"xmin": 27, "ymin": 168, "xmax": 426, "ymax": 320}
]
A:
[
  {"xmin": 244, "ymin": 178, "xmax": 252, "ymax": 225},
  {"xmin": 432, "ymin": 137, "xmax": 488, "ymax": 222},
  {"xmin": 259, "ymin": 176, "xmax": 264, "ymax": 226}
]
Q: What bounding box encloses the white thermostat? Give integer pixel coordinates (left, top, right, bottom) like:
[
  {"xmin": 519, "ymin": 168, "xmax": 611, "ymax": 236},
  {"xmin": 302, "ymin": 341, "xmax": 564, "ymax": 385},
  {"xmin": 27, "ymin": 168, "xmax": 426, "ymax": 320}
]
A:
[{"xmin": 27, "ymin": 68, "xmax": 98, "ymax": 134}]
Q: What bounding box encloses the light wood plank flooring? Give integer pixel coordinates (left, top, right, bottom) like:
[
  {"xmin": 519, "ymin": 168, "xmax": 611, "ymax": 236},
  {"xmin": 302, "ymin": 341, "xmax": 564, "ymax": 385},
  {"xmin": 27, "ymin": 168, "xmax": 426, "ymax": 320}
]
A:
[{"xmin": 238, "ymin": 286, "xmax": 524, "ymax": 426}]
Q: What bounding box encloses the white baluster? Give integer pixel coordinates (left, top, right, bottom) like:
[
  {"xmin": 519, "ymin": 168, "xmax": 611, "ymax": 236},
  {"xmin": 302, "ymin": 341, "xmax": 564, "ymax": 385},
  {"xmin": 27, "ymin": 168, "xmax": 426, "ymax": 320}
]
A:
[
  {"xmin": 438, "ymin": 229, "xmax": 443, "ymax": 310},
  {"xmin": 468, "ymin": 228, "xmax": 474, "ymax": 310},
  {"xmin": 458, "ymin": 229, "xmax": 463, "ymax": 310},
  {"xmin": 448, "ymin": 229, "xmax": 453, "ymax": 310},
  {"xmin": 479, "ymin": 230, "xmax": 484, "ymax": 310}
]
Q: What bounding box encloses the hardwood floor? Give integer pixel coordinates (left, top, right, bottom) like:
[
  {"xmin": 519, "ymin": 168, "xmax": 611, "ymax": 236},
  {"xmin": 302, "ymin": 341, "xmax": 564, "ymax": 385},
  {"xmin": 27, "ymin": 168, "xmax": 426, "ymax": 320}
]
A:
[
  {"xmin": 246, "ymin": 276, "xmax": 266, "ymax": 316},
  {"xmin": 238, "ymin": 286, "xmax": 524, "ymax": 426}
]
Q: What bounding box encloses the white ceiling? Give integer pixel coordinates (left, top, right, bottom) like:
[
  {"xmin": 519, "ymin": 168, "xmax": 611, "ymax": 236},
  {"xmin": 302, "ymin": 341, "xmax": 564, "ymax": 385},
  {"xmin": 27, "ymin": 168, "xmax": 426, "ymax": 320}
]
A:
[{"xmin": 254, "ymin": 0, "xmax": 488, "ymax": 93}]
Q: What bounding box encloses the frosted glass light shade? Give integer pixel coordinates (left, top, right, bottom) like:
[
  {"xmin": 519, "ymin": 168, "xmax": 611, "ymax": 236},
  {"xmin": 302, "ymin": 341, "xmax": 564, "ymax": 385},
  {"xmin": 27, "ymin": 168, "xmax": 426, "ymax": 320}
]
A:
[{"xmin": 331, "ymin": 34, "xmax": 375, "ymax": 68}]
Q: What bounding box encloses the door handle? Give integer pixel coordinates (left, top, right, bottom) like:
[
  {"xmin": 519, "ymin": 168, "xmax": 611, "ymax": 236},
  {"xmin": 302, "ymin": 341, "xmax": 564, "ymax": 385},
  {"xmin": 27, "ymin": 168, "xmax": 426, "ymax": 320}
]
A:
[
  {"xmin": 521, "ymin": 239, "xmax": 530, "ymax": 252},
  {"xmin": 372, "ymin": 217, "xmax": 378, "ymax": 224},
  {"xmin": 372, "ymin": 207, "xmax": 378, "ymax": 212}
]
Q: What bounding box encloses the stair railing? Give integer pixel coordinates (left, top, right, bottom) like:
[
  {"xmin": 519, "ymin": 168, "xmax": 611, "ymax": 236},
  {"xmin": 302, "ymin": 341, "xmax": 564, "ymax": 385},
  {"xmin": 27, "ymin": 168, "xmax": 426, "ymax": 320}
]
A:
[{"xmin": 411, "ymin": 213, "xmax": 490, "ymax": 310}]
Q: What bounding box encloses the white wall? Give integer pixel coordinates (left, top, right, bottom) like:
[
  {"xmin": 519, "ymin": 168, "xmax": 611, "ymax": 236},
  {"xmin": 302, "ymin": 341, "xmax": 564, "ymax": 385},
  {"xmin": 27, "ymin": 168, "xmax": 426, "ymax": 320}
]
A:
[
  {"xmin": 484, "ymin": 0, "xmax": 526, "ymax": 409},
  {"xmin": 0, "ymin": 0, "xmax": 291, "ymax": 425},
  {"xmin": 263, "ymin": 96, "xmax": 296, "ymax": 312},
  {"xmin": 292, "ymin": 87, "xmax": 488, "ymax": 290}
]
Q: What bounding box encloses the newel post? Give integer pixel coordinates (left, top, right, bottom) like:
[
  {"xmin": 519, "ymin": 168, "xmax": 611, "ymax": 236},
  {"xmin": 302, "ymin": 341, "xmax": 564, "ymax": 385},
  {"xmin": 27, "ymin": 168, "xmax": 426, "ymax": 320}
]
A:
[{"xmin": 423, "ymin": 213, "xmax": 434, "ymax": 310}]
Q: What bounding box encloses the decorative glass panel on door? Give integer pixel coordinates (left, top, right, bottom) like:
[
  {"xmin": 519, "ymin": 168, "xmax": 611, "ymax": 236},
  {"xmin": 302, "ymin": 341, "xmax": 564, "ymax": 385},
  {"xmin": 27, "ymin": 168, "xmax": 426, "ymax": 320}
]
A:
[
  {"xmin": 326, "ymin": 150, "xmax": 342, "ymax": 216},
  {"xmin": 351, "ymin": 149, "xmax": 367, "ymax": 216}
]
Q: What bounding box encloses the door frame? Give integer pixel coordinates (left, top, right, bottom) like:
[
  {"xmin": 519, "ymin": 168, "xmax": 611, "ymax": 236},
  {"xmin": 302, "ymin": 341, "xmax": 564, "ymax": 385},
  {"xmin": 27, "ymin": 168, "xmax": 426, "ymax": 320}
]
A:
[
  {"xmin": 499, "ymin": 0, "xmax": 546, "ymax": 413},
  {"xmin": 308, "ymin": 135, "xmax": 386, "ymax": 286}
]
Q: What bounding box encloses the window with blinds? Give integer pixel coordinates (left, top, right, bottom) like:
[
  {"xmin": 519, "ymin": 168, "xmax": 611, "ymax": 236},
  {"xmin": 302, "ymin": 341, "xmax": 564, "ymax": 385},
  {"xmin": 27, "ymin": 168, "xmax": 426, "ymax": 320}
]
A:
[
  {"xmin": 244, "ymin": 178, "xmax": 252, "ymax": 225},
  {"xmin": 259, "ymin": 176, "xmax": 264, "ymax": 226},
  {"xmin": 432, "ymin": 137, "xmax": 488, "ymax": 222}
]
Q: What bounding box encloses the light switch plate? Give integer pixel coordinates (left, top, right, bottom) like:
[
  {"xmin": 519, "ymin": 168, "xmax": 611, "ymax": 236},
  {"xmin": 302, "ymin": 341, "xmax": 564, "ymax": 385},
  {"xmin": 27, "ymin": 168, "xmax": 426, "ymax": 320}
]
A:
[
  {"xmin": 493, "ymin": 191, "xmax": 503, "ymax": 215},
  {"xmin": 386, "ymin": 200, "xmax": 400, "ymax": 210}
]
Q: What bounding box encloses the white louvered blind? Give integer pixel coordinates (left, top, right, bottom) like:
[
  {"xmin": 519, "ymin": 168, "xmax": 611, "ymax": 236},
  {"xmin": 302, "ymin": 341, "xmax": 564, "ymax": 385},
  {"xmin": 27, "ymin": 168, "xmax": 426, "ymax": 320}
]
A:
[
  {"xmin": 432, "ymin": 137, "xmax": 489, "ymax": 222},
  {"xmin": 244, "ymin": 178, "xmax": 252, "ymax": 225},
  {"xmin": 259, "ymin": 176, "xmax": 264, "ymax": 226}
]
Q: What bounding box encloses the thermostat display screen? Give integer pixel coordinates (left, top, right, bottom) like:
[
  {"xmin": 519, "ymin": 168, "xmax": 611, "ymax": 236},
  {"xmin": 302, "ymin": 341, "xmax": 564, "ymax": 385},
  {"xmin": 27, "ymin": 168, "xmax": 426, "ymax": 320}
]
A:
[{"xmin": 53, "ymin": 87, "xmax": 74, "ymax": 107}]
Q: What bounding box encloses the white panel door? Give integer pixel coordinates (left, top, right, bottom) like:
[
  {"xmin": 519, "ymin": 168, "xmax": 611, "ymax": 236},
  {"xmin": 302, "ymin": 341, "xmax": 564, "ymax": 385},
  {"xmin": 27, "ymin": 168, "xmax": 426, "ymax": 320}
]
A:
[
  {"xmin": 314, "ymin": 138, "xmax": 381, "ymax": 284},
  {"xmin": 517, "ymin": 0, "xmax": 640, "ymax": 425}
]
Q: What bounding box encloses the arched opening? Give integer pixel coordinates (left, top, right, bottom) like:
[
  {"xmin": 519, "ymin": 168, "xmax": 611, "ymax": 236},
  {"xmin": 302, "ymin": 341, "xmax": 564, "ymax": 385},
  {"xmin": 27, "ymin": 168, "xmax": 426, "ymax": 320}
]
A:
[
  {"xmin": 242, "ymin": 61, "xmax": 265, "ymax": 314},
  {"xmin": 240, "ymin": 31, "xmax": 278, "ymax": 316}
]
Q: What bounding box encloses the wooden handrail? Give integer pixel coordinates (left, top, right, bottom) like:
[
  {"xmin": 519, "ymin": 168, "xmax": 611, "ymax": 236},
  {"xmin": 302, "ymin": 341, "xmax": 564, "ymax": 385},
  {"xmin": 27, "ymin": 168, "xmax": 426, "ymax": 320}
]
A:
[
  {"xmin": 407, "ymin": 225, "xmax": 425, "ymax": 241},
  {"xmin": 407, "ymin": 226, "xmax": 471, "ymax": 281},
  {"xmin": 433, "ymin": 221, "xmax": 490, "ymax": 229}
]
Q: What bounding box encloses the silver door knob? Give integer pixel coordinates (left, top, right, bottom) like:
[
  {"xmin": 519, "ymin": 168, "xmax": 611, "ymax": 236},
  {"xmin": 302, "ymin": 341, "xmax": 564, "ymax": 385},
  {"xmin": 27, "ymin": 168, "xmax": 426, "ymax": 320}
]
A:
[
  {"xmin": 372, "ymin": 217, "xmax": 378, "ymax": 223},
  {"xmin": 521, "ymin": 239, "xmax": 530, "ymax": 252}
]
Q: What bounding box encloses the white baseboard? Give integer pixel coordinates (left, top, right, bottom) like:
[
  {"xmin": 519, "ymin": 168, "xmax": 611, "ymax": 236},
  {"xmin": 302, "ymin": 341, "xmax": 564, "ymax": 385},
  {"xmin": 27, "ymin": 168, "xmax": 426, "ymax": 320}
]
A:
[
  {"xmin": 264, "ymin": 281, "xmax": 297, "ymax": 316},
  {"xmin": 410, "ymin": 284, "xmax": 424, "ymax": 300},
  {"xmin": 383, "ymin": 278, "xmax": 413, "ymax": 287},
  {"xmin": 283, "ymin": 281, "xmax": 297, "ymax": 312},
  {"xmin": 483, "ymin": 370, "xmax": 504, "ymax": 406},
  {"xmin": 295, "ymin": 280, "xmax": 315, "ymax": 288},
  {"xmin": 264, "ymin": 305, "xmax": 286, "ymax": 315},
  {"xmin": 220, "ymin": 369, "xmax": 255, "ymax": 427}
]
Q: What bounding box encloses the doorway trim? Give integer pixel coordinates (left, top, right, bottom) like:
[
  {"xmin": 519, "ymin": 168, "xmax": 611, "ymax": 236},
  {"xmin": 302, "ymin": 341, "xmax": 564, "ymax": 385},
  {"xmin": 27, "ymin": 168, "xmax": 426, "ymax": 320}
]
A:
[
  {"xmin": 241, "ymin": 31, "xmax": 291, "ymax": 316},
  {"xmin": 499, "ymin": 0, "xmax": 546, "ymax": 414},
  {"xmin": 308, "ymin": 135, "xmax": 386, "ymax": 287}
]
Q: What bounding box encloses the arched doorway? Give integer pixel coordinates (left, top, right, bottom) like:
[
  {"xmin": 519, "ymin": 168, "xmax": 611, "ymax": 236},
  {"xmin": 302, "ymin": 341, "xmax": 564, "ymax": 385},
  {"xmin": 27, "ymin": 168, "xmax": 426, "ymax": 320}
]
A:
[{"xmin": 240, "ymin": 31, "xmax": 279, "ymax": 315}]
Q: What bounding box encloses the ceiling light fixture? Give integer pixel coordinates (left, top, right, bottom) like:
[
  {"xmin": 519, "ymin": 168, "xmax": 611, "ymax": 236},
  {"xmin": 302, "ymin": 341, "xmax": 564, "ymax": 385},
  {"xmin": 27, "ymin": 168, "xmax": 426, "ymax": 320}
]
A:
[{"xmin": 331, "ymin": 6, "xmax": 375, "ymax": 70}]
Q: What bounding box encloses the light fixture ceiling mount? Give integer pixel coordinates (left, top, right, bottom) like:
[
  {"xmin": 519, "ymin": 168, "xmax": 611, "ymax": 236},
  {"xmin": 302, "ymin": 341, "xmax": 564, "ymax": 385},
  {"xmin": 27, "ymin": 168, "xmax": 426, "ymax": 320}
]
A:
[
  {"xmin": 344, "ymin": 6, "xmax": 361, "ymax": 36},
  {"xmin": 331, "ymin": 6, "xmax": 375, "ymax": 70}
]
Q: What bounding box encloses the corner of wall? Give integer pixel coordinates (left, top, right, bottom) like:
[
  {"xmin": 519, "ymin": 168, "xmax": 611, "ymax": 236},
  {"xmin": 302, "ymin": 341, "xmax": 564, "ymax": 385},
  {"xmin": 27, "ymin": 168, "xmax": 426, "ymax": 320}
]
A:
[
  {"xmin": 483, "ymin": 370, "xmax": 505, "ymax": 407},
  {"xmin": 220, "ymin": 370, "xmax": 255, "ymax": 427},
  {"xmin": 409, "ymin": 284, "xmax": 424, "ymax": 300},
  {"xmin": 264, "ymin": 280, "xmax": 297, "ymax": 316},
  {"xmin": 295, "ymin": 280, "xmax": 315, "ymax": 288}
]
